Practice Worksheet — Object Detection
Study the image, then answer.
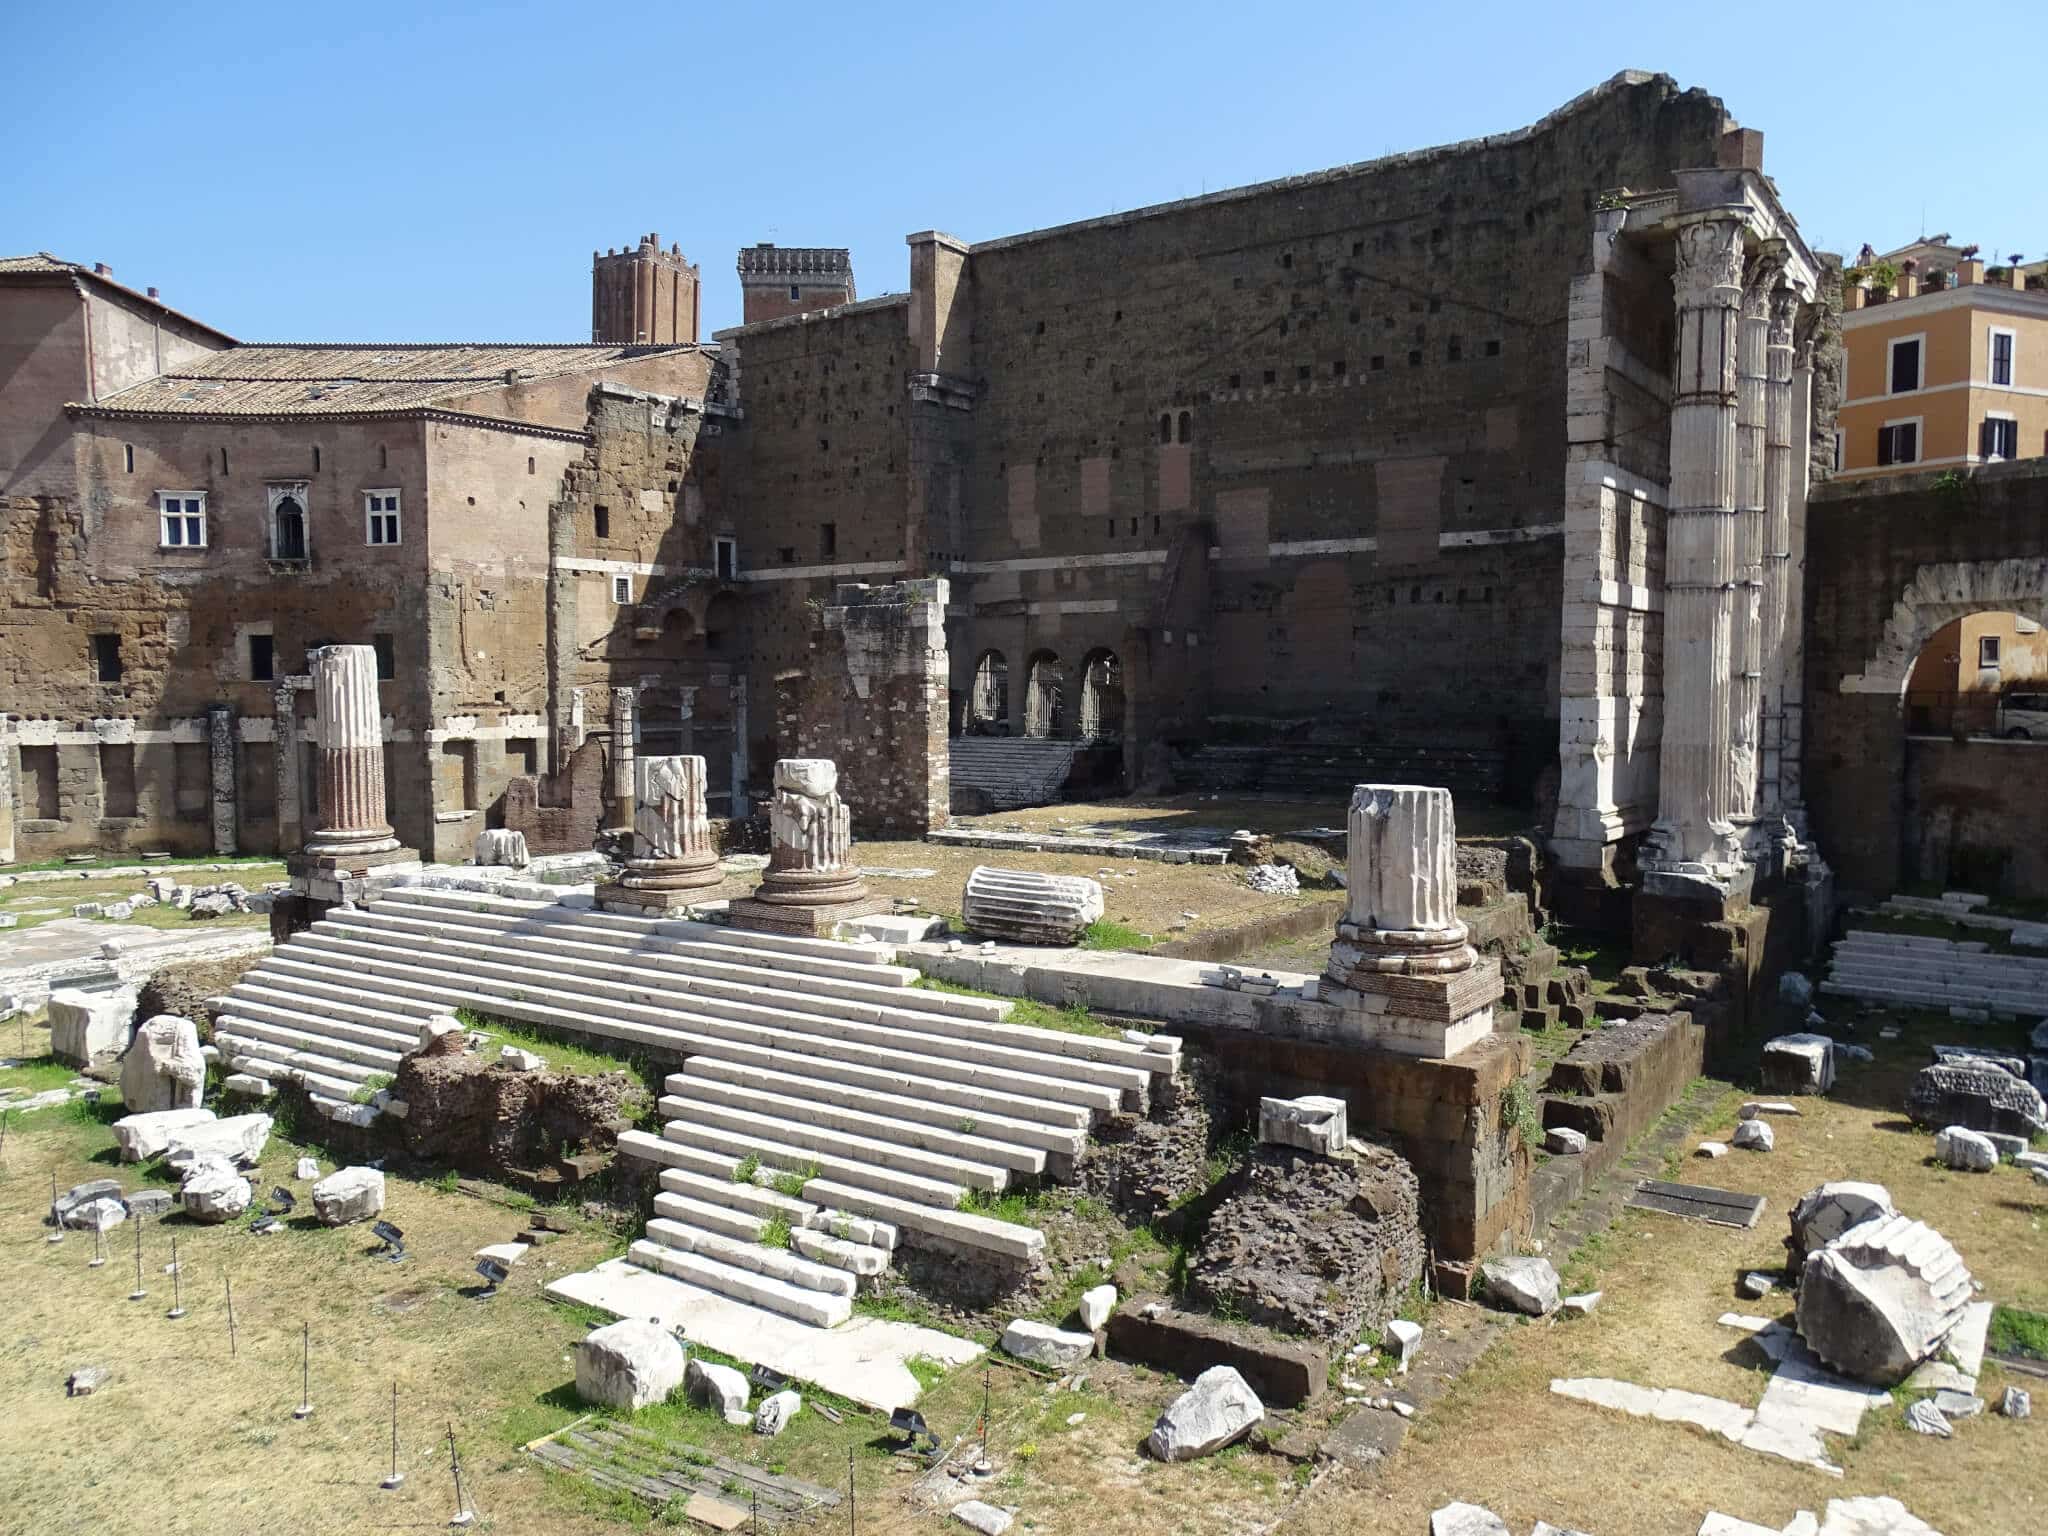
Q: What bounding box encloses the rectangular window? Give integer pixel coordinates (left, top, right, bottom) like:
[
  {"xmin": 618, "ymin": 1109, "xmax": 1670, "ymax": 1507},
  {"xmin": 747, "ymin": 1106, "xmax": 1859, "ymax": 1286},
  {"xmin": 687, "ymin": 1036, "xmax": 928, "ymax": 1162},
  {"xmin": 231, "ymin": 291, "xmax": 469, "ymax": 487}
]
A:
[
  {"xmin": 157, "ymin": 491, "xmax": 206, "ymax": 548},
  {"xmin": 594, "ymin": 504, "xmax": 610, "ymax": 539},
  {"xmin": 1877, "ymin": 421, "xmax": 1919, "ymax": 467},
  {"xmin": 1832, "ymin": 431, "xmax": 1844, "ymax": 473},
  {"xmin": 250, "ymin": 633, "xmax": 274, "ymax": 681},
  {"xmin": 124, "ymin": 443, "xmax": 134, "ymax": 473},
  {"xmin": 1982, "ymin": 415, "xmax": 2019, "ymax": 461},
  {"xmin": 91, "ymin": 632, "xmax": 123, "ymax": 682},
  {"xmin": 365, "ymin": 490, "xmax": 401, "ymax": 545},
  {"xmin": 789, "ymin": 284, "xmax": 801, "ymax": 301},
  {"xmin": 1990, "ymin": 328, "xmax": 2016, "ymax": 388},
  {"xmin": 1979, "ymin": 635, "xmax": 2002, "ymax": 668},
  {"xmin": 21, "ymin": 744, "xmax": 60, "ymax": 819},
  {"xmin": 1888, "ymin": 335, "xmax": 1923, "ymax": 394},
  {"xmin": 820, "ymin": 522, "xmax": 837, "ymax": 558},
  {"xmin": 372, "ymin": 633, "xmax": 395, "ymax": 680},
  {"xmin": 714, "ymin": 536, "xmax": 737, "ymax": 580},
  {"xmin": 611, "ymin": 574, "xmax": 631, "ymax": 604}
]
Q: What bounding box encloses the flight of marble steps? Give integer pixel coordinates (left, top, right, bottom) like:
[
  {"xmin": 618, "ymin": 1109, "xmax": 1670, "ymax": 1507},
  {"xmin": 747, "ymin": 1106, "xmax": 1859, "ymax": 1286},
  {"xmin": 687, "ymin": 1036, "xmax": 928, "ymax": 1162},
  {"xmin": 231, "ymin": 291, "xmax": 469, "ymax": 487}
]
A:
[
  {"xmin": 1821, "ymin": 928, "xmax": 2048, "ymax": 1017},
  {"xmin": 209, "ymin": 883, "xmax": 1180, "ymax": 1327}
]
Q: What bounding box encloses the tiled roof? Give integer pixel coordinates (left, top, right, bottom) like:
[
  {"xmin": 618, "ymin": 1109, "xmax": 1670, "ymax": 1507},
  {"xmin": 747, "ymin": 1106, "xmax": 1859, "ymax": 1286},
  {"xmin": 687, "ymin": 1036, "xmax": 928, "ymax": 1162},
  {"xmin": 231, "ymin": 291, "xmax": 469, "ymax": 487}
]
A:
[
  {"xmin": 81, "ymin": 342, "xmax": 700, "ymax": 418},
  {"xmin": 0, "ymin": 253, "xmax": 75, "ymax": 274}
]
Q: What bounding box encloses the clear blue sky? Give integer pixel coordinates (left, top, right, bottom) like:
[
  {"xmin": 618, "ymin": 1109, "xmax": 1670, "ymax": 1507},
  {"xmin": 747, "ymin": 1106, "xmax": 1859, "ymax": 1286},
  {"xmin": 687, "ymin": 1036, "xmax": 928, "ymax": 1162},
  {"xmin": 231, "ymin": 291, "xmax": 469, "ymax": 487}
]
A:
[{"xmin": 7, "ymin": 1, "xmax": 2042, "ymax": 344}]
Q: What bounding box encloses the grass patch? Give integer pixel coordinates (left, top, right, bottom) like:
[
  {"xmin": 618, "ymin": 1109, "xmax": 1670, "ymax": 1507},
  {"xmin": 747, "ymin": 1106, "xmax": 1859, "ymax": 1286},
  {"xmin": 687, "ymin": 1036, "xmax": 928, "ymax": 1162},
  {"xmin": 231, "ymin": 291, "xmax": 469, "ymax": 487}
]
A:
[
  {"xmin": 1080, "ymin": 918, "xmax": 1154, "ymax": 952},
  {"xmin": 453, "ymin": 1009, "xmax": 661, "ymax": 1109},
  {"xmin": 348, "ymin": 1070, "xmax": 395, "ymax": 1105},
  {"xmin": 905, "ymin": 1353, "xmax": 949, "ymax": 1392},
  {"xmin": 1500, "ymin": 1078, "xmax": 1543, "ymax": 1153},
  {"xmin": 770, "ymin": 1162, "xmax": 820, "ymax": 1198},
  {"xmin": 912, "ymin": 976, "xmax": 1121, "ymax": 1039},
  {"xmin": 731, "ymin": 1153, "xmax": 761, "ymax": 1185},
  {"xmin": 1989, "ymin": 1304, "xmax": 2048, "ymax": 1361},
  {"xmin": 0, "ymin": 1055, "xmax": 79, "ymax": 1098},
  {"xmin": 758, "ymin": 1213, "xmax": 792, "ymax": 1251}
]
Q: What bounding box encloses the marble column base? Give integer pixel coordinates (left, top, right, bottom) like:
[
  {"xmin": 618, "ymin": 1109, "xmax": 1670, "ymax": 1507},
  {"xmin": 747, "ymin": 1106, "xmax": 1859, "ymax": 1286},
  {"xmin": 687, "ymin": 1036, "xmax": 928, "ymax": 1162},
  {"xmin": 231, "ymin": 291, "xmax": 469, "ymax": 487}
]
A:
[
  {"xmin": 727, "ymin": 891, "xmax": 893, "ymax": 937},
  {"xmin": 1316, "ymin": 954, "xmax": 1504, "ymax": 1059}
]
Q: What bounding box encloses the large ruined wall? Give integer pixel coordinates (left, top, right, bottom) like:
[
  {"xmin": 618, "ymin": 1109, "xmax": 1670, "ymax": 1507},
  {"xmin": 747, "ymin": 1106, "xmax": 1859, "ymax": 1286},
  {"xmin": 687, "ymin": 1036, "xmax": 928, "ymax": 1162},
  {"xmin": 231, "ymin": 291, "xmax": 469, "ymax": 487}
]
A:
[
  {"xmin": 775, "ymin": 580, "xmax": 949, "ymax": 837},
  {"xmin": 715, "ymin": 73, "xmax": 1732, "ymax": 792}
]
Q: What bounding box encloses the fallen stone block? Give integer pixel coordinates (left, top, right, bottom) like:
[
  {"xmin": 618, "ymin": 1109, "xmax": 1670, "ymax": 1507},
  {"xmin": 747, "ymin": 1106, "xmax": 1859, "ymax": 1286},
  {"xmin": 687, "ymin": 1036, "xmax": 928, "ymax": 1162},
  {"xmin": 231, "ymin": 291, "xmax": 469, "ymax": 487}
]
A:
[
  {"xmin": 1544, "ymin": 1126, "xmax": 1589, "ymax": 1155},
  {"xmin": 574, "ymin": 1319, "xmax": 685, "ymax": 1411},
  {"xmin": 164, "ymin": 1112, "xmax": 273, "ymax": 1170},
  {"xmin": 1257, "ymin": 1094, "xmax": 1347, "ymax": 1156},
  {"xmin": 1760, "ymin": 1034, "xmax": 1835, "ymax": 1096},
  {"xmin": 1697, "ymin": 1141, "xmax": 1730, "ymax": 1159},
  {"xmin": 685, "ymin": 1357, "xmax": 750, "ymax": 1424},
  {"xmin": 1739, "ymin": 1273, "xmax": 1775, "ymax": 1300},
  {"xmin": 1732, "ymin": 1119, "xmax": 1775, "ymax": 1152},
  {"xmin": 1562, "ymin": 1292, "xmax": 1602, "ymax": 1317},
  {"xmin": 1740, "ymin": 1101, "xmax": 1801, "ymax": 1119},
  {"xmin": 1077, "ymin": 1283, "xmax": 1117, "ymax": 1332},
  {"xmin": 62, "ymin": 1195, "xmax": 128, "ymax": 1232},
  {"xmin": 753, "ymin": 1388, "xmax": 801, "ymax": 1436},
  {"xmin": 1906, "ymin": 1062, "xmax": 2048, "ymax": 1138},
  {"xmin": 498, "ymin": 1047, "xmax": 545, "ymax": 1072},
  {"xmin": 312, "ymin": 1167, "xmax": 386, "ymax": 1226},
  {"xmin": 2001, "ymin": 1386, "xmax": 2031, "ymax": 1419},
  {"xmin": 51, "ymin": 1178, "xmax": 124, "ymax": 1228},
  {"xmin": 473, "ymin": 828, "xmax": 530, "ymax": 868},
  {"xmin": 124, "ymin": 1189, "xmax": 173, "ymax": 1219},
  {"xmin": 1796, "ymin": 1213, "xmax": 1972, "ymax": 1385},
  {"xmin": 1903, "ymin": 1398, "xmax": 1952, "ymax": 1437},
  {"xmin": 1931, "ymin": 1043, "xmax": 2027, "ymax": 1078},
  {"xmin": 1383, "ymin": 1317, "xmax": 1423, "ymax": 1368},
  {"xmin": 1430, "ymin": 1505, "xmax": 1511, "ymax": 1536},
  {"xmin": 220, "ymin": 1073, "xmax": 273, "ymax": 1099},
  {"xmin": 179, "ymin": 1158, "xmax": 252, "ymax": 1223},
  {"xmin": 1000, "ymin": 1319, "xmax": 1095, "ymax": 1369},
  {"xmin": 111, "ymin": 1107, "xmax": 216, "ymax": 1163},
  {"xmin": 67, "ymin": 1367, "xmax": 111, "ymax": 1397},
  {"xmin": 296, "ymin": 1157, "xmax": 320, "ymax": 1181},
  {"xmin": 1934, "ymin": 1125, "xmax": 1998, "ymax": 1171},
  {"xmin": 120, "ymin": 1014, "xmax": 206, "ymax": 1114},
  {"xmin": 961, "ymin": 865, "xmax": 1104, "ymax": 946},
  {"xmin": 1480, "ymin": 1256, "xmax": 1560, "ymax": 1317},
  {"xmin": 1931, "ymin": 1388, "xmax": 1983, "ymax": 1420},
  {"xmin": 1787, "ymin": 1182, "xmax": 1894, "ymax": 1265},
  {"xmin": 951, "ymin": 1501, "xmax": 1014, "ymax": 1536},
  {"xmin": 1145, "ymin": 1365, "xmax": 1263, "ymax": 1462},
  {"xmin": 48, "ymin": 987, "xmax": 140, "ymax": 1067}
]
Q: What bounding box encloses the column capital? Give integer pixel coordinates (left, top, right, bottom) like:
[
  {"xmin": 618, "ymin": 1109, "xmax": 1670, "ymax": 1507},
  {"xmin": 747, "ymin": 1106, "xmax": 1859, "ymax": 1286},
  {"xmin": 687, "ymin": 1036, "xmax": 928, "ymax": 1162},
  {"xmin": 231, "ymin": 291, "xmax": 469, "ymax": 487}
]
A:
[
  {"xmin": 1768, "ymin": 282, "xmax": 1801, "ymax": 349},
  {"xmin": 1673, "ymin": 215, "xmax": 1746, "ymax": 307}
]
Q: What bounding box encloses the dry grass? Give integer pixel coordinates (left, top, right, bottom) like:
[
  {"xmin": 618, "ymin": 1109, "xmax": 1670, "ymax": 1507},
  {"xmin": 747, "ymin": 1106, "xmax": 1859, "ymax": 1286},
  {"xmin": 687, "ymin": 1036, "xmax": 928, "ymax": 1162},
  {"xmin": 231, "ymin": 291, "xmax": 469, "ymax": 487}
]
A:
[{"xmin": 0, "ymin": 862, "xmax": 286, "ymax": 936}]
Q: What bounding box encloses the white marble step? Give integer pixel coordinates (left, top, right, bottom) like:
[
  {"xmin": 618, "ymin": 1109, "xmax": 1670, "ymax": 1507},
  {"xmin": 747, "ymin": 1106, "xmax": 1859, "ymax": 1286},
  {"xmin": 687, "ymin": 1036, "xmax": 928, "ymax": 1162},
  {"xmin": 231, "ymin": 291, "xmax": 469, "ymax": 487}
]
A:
[
  {"xmin": 643, "ymin": 1217, "xmax": 858, "ymax": 1299},
  {"xmin": 626, "ymin": 1238, "xmax": 853, "ymax": 1328},
  {"xmin": 652, "ymin": 1190, "xmax": 776, "ymax": 1243},
  {"xmin": 656, "ymin": 1167, "xmax": 817, "ymax": 1224},
  {"xmin": 267, "ymin": 936, "xmax": 1125, "ymax": 1115},
  {"xmin": 227, "ymin": 967, "xmax": 445, "ymax": 1021},
  {"xmin": 620, "ymin": 1135, "xmax": 898, "ymax": 1254},
  {"xmin": 678, "ymin": 1057, "xmax": 1088, "ymax": 1155},
  {"xmin": 212, "ymin": 1038, "xmax": 379, "ymax": 1099},
  {"xmin": 790, "ymin": 1226, "xmax": 891, "ymax": 1277},
  {"xmin": 656, "ymin": 1118, "xmax": 963, "ymax": 1208},
  {"xmin": 301, "ymin": 920, "xmax": 1152, "ymax": 1102},
  {"xmin": 666, "ymin": 1073, "xmax": 1049, "ymax": 1176},
  {"xmin": 340, "ymin": 904, "xmax": 1010, "ymax": 1022},
  {"xmin": 658, "ymin": 1089, "xmax": 1011, "ymax": 1192},
  {"xmin": 380, "ymin": 886, "xmax": 912, "ymax": 984},
  {"xmin": 206, "ymin": 995, "xmax": 415, "ymax": 1064},
  {"xmin": 800, "ymin": 1176, "xmax": 1046, "ymax": 1265}
]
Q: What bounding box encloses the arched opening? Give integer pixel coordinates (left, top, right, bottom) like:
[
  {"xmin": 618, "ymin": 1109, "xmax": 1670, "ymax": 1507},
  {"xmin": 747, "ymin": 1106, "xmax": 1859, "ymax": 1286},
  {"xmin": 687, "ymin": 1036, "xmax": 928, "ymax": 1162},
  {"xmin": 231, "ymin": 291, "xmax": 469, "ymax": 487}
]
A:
[
  {"xmin": 968, "ymin": 650, "xmax": 1009, "ymax": 734},
  {"xmin": 1077, "ymin": 648, "xmax": 1123, "ymax": 740},
  {"xmin": 1901, "ymin": 608, "xmax": 2048, "ymax": 898},
  {"xmin": 1023, "ymin": 650, "xmax": 1064, "ymax": 739},
  {"xmin": 1157, "ymin": 414, "xmax": 1171, "ymax": 445},
  {"xmin": 702, "ymin": 591, "xmax": 742, "ymax": 653},
  {"xmin": 271, "ymin": 496, "xmax": 306, "ymax": 560},
  {"xmin": 1904, "ymin": 612, "xmax": 2048, "ymax": 738},
  {"xmin": 1176, "ymin": 410, "xmax": 1191, "ymax": 444}
]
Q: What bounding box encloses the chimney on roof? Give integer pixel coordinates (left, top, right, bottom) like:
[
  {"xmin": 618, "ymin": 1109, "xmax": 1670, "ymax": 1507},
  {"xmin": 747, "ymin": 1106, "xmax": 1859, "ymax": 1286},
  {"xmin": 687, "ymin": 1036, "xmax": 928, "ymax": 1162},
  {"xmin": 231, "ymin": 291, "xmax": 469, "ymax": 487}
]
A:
[
  {"xmin": 147, "ymin": 287, "xmax": 159, "ymax": 300},
  {"xmin": 1958, "ymin": 258, "xmax": 1985, "ymax": 286},
  {"xmin": 94, "ymin": 263, "xmax": 111, "ymax": 277}
]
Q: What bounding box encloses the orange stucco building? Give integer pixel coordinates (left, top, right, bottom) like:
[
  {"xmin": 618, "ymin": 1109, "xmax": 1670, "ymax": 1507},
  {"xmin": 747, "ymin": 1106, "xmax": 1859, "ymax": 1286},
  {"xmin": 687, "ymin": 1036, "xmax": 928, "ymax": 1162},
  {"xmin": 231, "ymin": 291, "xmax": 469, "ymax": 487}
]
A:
[{"xmin": 1836, "ymin": 252, "xmax": 2048, "ymax": 478}]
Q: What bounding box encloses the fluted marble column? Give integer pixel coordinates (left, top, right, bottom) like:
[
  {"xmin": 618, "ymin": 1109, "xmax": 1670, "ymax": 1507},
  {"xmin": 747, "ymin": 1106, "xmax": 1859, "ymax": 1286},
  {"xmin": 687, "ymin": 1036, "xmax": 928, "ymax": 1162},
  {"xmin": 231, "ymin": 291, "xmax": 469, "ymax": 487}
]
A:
[
  {"xmin": 1759, "ymin": 274, "xmax": 1799, "ymax": 829},
  {"xmin": 1647, "ymin": 215, "xmax": 1747, "ymax": 875},
  {"xmin": 1730, "ymin": 252, "xmax": 1779, "ymax": 827},
  {"xmin": 303, "ymin": 645, "xmax": 398, "ymax": 858},
  {"xmin": 754, "ymin": 758, "xmax": 868, "ymax": 906},
  {"xmin": 1328, "ymin": 784, "xmax": 1475, "ymax": 977},
  {"xmin": 615, "ymin": 754, "xmax": 721, "ymax": 895}
]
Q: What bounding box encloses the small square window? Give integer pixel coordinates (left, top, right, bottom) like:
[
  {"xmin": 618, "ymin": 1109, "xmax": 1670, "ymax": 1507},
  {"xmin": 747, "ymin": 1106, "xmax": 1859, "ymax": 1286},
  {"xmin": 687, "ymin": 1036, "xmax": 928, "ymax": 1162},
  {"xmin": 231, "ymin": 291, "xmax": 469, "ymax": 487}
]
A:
[
  {"xmin": 1262, "ymin": 369, "xmax": 1276, "ymax": 385},
  {"xmin": 1333, "ymin": 359, "xmax": 1347, "ymax": 376},
  {"xmin": 1296, "ymin": 364, "xmax": 1311, "ymax": 381},
  {"xmin": 611, "ymin": 574, "xmax": 631, "ymax": 604},
  {"xmin": 1407, "ymin": 350, "xmax": 1423, "ymax": 367},
  {"xmin": 1227, "ymin": 373, "xmax": 1241, "ymax": 390},
  {"xmin": 1370, "ymin": 355, "xmax": 1386, "ymax": 371},
  {"xmin": 778, "ymin": 546, "xmax": 796, "ymax": 564},
  {"xmin": 1484, "ymin": 338, "xmax": 1502, "ymax": 357},
  {"xmin": 1979, "ymin": 635, "xmax": 2002, "ymax": 668},
  {"xmin": 789, "ymin": 284, "xmax": 801, "ymax": 301},
  {"xmin": 820, "ymin": 522, "xmax": 837, "ymax": 558},
  {"xmin": 364, "ymin": 489, "xmax": 401, "ymax": 545},
  {"xmin": 1889, "ymin": 336, "xmax": 1923, "ymax": 394},
  {"xmin": 157, "ymin": 491, "xmax": 207, "ymax": 548},
  {"xmin": 91, "ymin": 632, "xmax": 123, "ymax": 682}
]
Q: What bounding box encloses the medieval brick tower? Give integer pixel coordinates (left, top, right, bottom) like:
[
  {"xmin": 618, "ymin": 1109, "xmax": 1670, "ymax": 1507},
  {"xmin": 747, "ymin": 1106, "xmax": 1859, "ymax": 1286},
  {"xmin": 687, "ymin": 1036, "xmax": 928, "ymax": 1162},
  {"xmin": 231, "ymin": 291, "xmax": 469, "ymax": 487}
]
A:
[
  {"xmin": 737, "ymin": 243, "xmax": 856, "ymax": 325},
  {"xmin": 591, "ymin": 233, "xmax": 700, "ymax": 345}
]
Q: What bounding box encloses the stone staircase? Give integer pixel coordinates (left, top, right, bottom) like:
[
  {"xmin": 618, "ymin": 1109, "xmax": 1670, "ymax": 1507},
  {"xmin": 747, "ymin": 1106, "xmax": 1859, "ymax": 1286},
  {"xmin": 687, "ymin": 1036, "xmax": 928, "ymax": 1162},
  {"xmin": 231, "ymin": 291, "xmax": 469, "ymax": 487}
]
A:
[
  {"xmin": 948, "ymin": 736, "xmax": 1080, "ymax": 811},
  {"xmin": 212, "ymin": 883, "xmax": 1181, "ymax": 1329},
  {"xmin": 1821, "ymin": 929, "xmax": 2048, "ymax": 1017}
]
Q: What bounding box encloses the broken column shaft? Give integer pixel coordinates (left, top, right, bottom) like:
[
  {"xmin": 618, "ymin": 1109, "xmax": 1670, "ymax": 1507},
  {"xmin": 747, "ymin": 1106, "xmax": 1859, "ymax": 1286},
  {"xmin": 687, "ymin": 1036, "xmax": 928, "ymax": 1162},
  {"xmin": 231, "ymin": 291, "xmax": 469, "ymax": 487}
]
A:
[{"xmin": 304, "ymin": 645, "xmax": 398, "ymax": 859}]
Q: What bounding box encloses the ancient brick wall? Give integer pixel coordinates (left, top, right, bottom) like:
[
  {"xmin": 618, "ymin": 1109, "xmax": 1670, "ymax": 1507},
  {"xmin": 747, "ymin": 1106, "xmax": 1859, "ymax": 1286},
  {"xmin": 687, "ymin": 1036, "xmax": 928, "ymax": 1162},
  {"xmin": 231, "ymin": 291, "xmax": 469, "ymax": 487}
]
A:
[
  {"xmin": 774, "ymin": 579, "xmax": 949, "ymax": 837},
  {"xmin": 1804, "ymin": 459, "xmax": 2048, "ymax": 900}
]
